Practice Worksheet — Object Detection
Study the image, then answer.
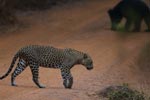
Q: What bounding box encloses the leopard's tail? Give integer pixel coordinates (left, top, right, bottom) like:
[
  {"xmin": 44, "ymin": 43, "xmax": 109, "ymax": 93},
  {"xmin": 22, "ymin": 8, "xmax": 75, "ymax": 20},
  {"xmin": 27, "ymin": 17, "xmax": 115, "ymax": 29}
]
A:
[{"xmin": 0, "ymin": 53, "xmax": 19, "ymax": 80}]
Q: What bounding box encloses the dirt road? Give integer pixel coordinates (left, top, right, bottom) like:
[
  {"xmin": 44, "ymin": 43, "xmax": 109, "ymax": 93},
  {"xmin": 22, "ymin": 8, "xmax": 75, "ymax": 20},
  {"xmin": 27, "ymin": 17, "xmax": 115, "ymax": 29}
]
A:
[{"xmin": 0, "ymin": 0, "xmax": 150, "ymax": 100}]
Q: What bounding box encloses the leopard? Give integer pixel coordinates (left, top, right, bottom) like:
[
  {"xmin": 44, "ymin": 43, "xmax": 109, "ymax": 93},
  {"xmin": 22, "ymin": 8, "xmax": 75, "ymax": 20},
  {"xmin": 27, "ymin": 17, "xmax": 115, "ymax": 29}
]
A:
[{"xmin": 0, "ymin": 45, "xmax": 93, "ymax": 88}]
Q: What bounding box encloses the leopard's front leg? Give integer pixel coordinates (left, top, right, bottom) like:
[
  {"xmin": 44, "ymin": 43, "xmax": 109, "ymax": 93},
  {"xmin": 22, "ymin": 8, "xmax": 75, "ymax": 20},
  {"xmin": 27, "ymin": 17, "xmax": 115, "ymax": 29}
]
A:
[{"xmin": 60, "ymin": 68, "xmax": 73, "ymax": 89}]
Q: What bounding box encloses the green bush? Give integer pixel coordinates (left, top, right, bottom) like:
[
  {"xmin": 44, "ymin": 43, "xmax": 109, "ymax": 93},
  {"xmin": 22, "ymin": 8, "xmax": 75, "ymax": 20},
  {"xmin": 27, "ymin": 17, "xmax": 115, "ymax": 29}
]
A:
[
  {"xmin": 99, "ymin": 84, "xmax": 149, "ymax": 100},
  {"xmin": 108, "ymin": 86, "xmax": 145, "ymax": 100}
]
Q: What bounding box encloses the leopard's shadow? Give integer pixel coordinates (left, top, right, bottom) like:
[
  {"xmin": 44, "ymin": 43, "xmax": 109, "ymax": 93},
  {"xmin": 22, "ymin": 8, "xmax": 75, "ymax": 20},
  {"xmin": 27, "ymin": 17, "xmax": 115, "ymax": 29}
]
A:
[{"xmin": 0, "ymin": 83, "xmax": 88, "ymax": 91}]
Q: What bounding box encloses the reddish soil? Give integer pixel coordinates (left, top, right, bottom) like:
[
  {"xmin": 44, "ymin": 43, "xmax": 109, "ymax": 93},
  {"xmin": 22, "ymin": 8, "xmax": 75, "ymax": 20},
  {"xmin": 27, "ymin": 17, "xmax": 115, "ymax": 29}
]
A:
[{"xmin": 0, "ymin": 0, "xmax": 150, "ymax": 100}]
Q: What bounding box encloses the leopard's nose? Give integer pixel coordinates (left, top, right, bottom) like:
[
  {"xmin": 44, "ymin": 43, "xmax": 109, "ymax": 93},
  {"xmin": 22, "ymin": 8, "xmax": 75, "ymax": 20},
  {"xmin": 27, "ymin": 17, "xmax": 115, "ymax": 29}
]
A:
[{"xmin": 87, "ymin": 67, "xmax": 93, "ymax": 70}]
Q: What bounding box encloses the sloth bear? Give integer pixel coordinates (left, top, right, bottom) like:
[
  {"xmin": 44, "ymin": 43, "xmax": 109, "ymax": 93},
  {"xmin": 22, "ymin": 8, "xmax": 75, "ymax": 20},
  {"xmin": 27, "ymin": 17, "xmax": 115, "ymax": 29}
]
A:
[{"xmin": 108, "ymin": 0, "xmax": 150, "ymax": 32}]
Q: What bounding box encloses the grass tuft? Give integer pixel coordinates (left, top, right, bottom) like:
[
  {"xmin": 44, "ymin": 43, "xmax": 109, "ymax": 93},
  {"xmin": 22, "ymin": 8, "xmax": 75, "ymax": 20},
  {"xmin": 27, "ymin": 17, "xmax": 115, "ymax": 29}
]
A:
[{"xmin": 99, "ymin": 84, "xmax": 149, "ymax": 100}]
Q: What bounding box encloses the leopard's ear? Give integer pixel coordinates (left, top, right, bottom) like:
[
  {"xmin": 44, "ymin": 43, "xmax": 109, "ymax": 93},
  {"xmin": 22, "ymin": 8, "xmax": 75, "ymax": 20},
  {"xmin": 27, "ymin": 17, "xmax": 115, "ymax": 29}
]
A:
[{"xmin": 83, "ymin": 53, "xmax": 88, "ymax": 59}]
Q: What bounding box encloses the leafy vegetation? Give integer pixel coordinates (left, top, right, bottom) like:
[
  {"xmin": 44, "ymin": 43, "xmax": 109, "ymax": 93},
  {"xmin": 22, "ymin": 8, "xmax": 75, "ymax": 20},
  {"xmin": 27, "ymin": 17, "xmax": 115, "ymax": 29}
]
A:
[{"xmin": 99, "ymin": 84, "xmax": 149, "ymax": 100}]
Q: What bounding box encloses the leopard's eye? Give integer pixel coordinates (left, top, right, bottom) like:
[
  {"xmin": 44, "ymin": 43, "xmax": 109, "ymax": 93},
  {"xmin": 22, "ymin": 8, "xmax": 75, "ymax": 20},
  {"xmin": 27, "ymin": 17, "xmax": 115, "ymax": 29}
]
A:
[
  {"xmin": 83, "ymin": 54, "xmax": 88, "ymax": 59},
  {"xmin": 87, "ymin": 60, "xmax": 92, "ymax": 65}
]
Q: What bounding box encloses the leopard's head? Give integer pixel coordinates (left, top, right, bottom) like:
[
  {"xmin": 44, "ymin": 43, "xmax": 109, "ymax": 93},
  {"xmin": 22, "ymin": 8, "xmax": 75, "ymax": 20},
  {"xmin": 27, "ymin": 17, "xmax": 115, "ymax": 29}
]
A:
[{"xmin": 81, "ymin": 53, "xmax": 93, "ymax": 70}]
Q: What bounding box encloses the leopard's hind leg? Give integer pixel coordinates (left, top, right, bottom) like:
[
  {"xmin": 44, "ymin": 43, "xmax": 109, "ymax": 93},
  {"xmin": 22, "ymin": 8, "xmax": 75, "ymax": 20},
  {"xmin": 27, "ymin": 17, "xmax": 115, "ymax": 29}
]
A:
[
  {"xmin": 29, "ymin": 63, "xmax": 45, "ymax": 88},
  {"xmin": 11, "ymin": 59, "xmax": 27, "ymax": 86}
]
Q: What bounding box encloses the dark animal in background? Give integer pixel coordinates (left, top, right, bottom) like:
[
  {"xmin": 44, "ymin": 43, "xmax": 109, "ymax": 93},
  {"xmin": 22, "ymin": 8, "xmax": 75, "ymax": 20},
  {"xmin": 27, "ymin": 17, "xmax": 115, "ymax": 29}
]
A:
[{"xmin": 108, "ymin": 0, "xmax": 150, "ymax": 32}]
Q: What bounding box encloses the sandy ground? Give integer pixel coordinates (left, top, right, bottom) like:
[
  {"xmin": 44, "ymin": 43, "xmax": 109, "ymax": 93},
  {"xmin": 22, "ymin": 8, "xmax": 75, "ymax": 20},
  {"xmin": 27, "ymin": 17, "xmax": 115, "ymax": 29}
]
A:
[{"xmin": 0, "ymin": 0, "xmax": 150, "ymax": 100}]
